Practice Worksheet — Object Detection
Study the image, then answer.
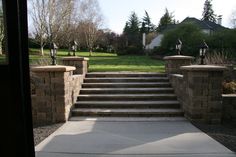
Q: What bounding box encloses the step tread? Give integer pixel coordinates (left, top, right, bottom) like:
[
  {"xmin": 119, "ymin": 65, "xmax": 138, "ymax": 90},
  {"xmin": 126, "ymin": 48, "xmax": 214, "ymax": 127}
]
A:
[
  {"xmin": 72, "ymin": 108, "xmax": 183, "ymax": 113},
  {"xmin": 69, "ymin": 117, "xmax": 186, "ymax": 121},
  {"xmin": 75, "ymin": 100, "xmax": 180, "ymax": 105},
  {"xmin": 78, "ymin": 94, "xmax": 176, "ymax": 97},
  {"xmin": 86, "ymin": 73, "xmax": 167, "ymax": 78},
  {"xmin": 85, "ymin": 77, "xmax": 169, "ymax": 80},
  {"xmin": 88, "ymin": 72, "xmax": 166, "ymax": 74},
  {"xmin": 81, "ymin": 88, "xmax": 174, "ymax": 91},
  {"xmin": 83, "ymin": 82, "xmax": 171, "ymax": 85}
]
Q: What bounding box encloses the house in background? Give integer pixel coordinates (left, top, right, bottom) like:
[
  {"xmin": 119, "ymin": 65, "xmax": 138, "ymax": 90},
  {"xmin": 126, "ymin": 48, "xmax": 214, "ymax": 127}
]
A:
[{"xmin": 146, "ymin": 16, "xmax": 227, "ymax": 50}]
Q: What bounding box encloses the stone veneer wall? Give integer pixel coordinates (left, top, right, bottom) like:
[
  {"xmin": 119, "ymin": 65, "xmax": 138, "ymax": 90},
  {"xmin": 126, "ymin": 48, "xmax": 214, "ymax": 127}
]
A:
[
  {"xmin": 181, "ymin": 66, "xmax": 226, "ymax": 124},
  {"xmin": 163, "ymin": 55, "xmax": 194, "ymax": 74},
  {"xmin": 233, "ymin": 68, "xmax": 236, "ymax": 80},
  {"xmin": 165, "ymin": 55, "xmax": 236, "ymax": 124},
  {"xmin": 222, "ymin": 94, "xmax": 236, "ymax": 123},
  {"xmin": 31, "ymin": 66, "xmax": 84, "ymax": 126},
  {"xmin": 223, "ymin": 65, "xmax": 235, "ymax": 81},
  {"xmin": 169, "ymin": 74, "xmax": 185, "ymax": 109},
  {"xmin": 61, "ymin": 57, "xmax": 89, "ymax": 75}
]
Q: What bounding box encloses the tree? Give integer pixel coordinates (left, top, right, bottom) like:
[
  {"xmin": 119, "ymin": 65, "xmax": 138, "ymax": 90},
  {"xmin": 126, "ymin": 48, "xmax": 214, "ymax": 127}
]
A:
[
  {"xmin": 45, "ymin": 0, "xmax": 74, "ymax": 43},
  {"xmin": 141, "ymin": 11, "xmax": 155, "ymax": 34},
  {"xmin": 29, "ymin": 0, "xmax": 47, "ymax": 55},
  {"xmin": 158, "ymin": 8, "xmax": 175, "ymax": 32},
  {"xmin": 160, "ymin": 23, "xmax": 207, "ymax": 56},
  {"xmin": 29, "ymin": 0, "xmax": 74, "ymax": 55},
  {"xmin": 230, "ymin": 9, "xmax": 236, "ymax": 29},
  {"xmin": 123, "ymin": 12, "xmax": 141, "ymax": 47},
  {"xmin": 202, "ymin": 0, "xmax": 216, "ymax": 22},
  {"xmin": 77, "ymin": 0, "xmax": 103, "ymax": 56},
  {"xmin": 0, "ymin": 6, "xmax": 4, "ymax": 55}
]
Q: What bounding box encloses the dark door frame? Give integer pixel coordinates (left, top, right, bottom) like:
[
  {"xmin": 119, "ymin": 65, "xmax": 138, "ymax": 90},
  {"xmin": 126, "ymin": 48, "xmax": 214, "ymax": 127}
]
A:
[{"xmin": 1, "ymin": 0, "xmax": 35, "ymax": 156}]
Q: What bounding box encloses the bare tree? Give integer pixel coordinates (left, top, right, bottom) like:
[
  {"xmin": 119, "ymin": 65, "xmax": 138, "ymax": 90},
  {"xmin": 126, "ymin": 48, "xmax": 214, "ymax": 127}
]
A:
[
  {"xmin": 29, "ymin": 0, "xmax": 103, "ymax": 56},
  {"xmin": 29, "ymin": 0, "xmax": 47, "ymax": 55},
  {"xmin": 29, "ymin": 0, "xmax": 75, "ymax": 55},
  {"xmin": 0, "ymin": 5, "xmax": 4, "ymax": 55},
  {"xmin": 230, "ymin": 9, "xmax": 236, "ymax": 29},
  {"xmin": 78, "ymin": 0, "xmax": 103, "ymax": 56},
  {"xmin": 45, "ymin": 0, "xmax": 74, "ymax": 43}
]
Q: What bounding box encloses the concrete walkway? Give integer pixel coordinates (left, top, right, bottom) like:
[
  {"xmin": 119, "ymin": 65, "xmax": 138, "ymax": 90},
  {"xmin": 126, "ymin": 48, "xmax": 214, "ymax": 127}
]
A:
[{"xmin": 35, "ymin": 118, "xmax": 236, "ymax": 157}]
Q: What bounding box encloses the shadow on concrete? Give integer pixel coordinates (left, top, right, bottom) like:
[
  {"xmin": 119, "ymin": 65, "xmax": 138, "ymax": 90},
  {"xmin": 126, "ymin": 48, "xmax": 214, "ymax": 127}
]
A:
[{"xmin": 35, "ymin": 120, "xmax": 235, "ymax": 156}]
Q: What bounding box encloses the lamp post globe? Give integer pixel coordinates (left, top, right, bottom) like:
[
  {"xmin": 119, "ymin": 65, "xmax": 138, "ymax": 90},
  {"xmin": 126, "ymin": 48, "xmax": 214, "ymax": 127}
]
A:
[
  {"xmin": 72, "ymin": 40, "xmax": 78, "ymax": 56},
  {"xmin": 175, "ymin": 39, "xmax": 182, "ymax": 55},
  {"xmin": 50, "ymin": 42, "xmax": 58, "ymax": 65},
  {"xmin": 199, "ymin": 40, "xmax": 208, "ymax": 65}
]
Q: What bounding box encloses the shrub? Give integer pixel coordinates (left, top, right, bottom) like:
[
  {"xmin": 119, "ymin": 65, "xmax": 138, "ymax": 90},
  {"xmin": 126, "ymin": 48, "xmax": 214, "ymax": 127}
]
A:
[
  {"xmin": 206, "ymin": 29, "xmax": 236, "ymax": 57},
  {"xmin": 125, "ymin": 45, "xmax": 143, "ymax": 55},
  {"xmin": 204, "ymin": 51, "xmax": 233, "ymax": 65},
  {"xmin": 160, "ymin": 23, "xmax": 207, "ymax": 56},
  {"xmin": 117, "ymin": 45, "xmax": 144, "ymax": 55},
  {"xmin": 31, "ymin": 58, "xmax": 51, "ymax": 66},
  {"xmin": 222, "ymin": 81, "xmax": 236, "ymax": 94}
]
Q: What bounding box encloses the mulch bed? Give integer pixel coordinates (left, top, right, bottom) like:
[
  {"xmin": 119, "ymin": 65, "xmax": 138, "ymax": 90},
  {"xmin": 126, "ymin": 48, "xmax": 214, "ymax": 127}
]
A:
[
  {"xmin": 192, "ymin": 122, "xmax": 236, "ymax": 152},
  {"xmin": 33, "ymin": 123, "xmax": 64, "ymax": 146}
]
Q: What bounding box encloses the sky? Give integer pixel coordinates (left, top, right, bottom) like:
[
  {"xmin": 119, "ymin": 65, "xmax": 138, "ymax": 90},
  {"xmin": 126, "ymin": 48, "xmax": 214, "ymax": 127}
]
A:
[{"xmin": 98, "ymin": 0, "xmax": 236, "ymax": 34}]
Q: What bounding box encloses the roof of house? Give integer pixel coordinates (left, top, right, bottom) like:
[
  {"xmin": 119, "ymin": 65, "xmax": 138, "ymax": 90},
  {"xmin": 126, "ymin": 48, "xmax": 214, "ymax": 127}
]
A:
[
  {"xmin": 181, "ymin": 17, "xmax": 227, "ymax": 31},
  {"xmin": 160, "ymin": 17, "xmax": 227, "ymax": 33}
]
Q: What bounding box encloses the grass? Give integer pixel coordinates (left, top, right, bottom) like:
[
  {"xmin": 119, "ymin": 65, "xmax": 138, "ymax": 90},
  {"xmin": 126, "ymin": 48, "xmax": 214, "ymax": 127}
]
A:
[
  {"xmin": 2, "ymin": 49, "xmax": 165, "ymax": 72},
  {"xmin": 0, "ymin": 55, "xmax": 7, "ymax": 64},
  {"xmin": 87, "ymin": 55, "xmax": 165, "ymax": 72}
]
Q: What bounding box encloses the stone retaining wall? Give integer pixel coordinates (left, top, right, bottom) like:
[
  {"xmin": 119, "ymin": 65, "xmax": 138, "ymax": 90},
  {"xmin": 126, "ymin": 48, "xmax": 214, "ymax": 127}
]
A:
[
  {"xmin": 31, "ymin": 66, "xmax": 84, "ymax": 126},
  {"xmin": 164, "ymin": 55, "xmax": 194, "ymax": 74},
  {"xmin": 222, "ymin": 94, "xmax": 236, "ymax": 123},
  {"xmin": 61, "ymin": 57, "xmax": 89, "ymax": 75},
  {"xmin": 169, "ymin": 74, "xmax": 185, "ymax": 109},
  {"xmin": 166, "ymin": 56, "xmax": 227, "ymax": 124}
]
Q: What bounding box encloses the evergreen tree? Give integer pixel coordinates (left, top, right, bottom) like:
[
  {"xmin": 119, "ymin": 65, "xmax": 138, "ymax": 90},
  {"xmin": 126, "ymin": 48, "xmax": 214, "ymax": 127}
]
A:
[
  {"xmin": 123, "ymin": 12, "xmax": 141, "ymax": 46},
  {"xmin": 157, "ymin": 8, "xmax": 175, "ymax": 32},
  {"xmin": 141, "ymin": 11, "xmax": 155, "ymax": 33},
  {"xmin": 127, "ymin": 12, "xmax": 140, "ymax": 33},
  {"xmin": 202, "ymin": 0, "xmax": 216, "ymax": 22}
]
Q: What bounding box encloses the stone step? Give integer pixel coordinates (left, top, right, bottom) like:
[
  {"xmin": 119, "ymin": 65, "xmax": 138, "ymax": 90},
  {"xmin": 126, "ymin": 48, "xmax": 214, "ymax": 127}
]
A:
[
  {"xmin": 82, "ymin": 82, "xmax": 172, "ymax": 88},
  {"xmin": 84, "ymin": 77, "xmax": 169, "ymax": 83},
  {"xmin": 74, "ymin": 100, "xmax": 180, "ymax": 108},
  {"xmin": 86, "ymin": 72, "xmax": 167, "ymax": 78},
  {"xmin": 69, "ymin": 117, "xmax": 187, "ymax": 122},
  {"xmin": 77, "ymin": 94, "xmax": 177, "ymax": 101},
  {"xmin": 80, "ymin": 88, "xmax": 174, "ymax": 94},
  {"xmin": 71, "ymin": 108, "xmax": 184, "ymax": 117}
]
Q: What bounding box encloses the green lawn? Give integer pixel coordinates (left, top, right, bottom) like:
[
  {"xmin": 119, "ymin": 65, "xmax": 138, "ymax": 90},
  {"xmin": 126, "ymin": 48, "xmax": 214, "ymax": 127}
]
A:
[
  {"xmin": 86, "ymin": 55, "xmax": 165, "ymax": 72},
  {"xmin": 0, "ymin": 55, "xmax": 7, "ymax": 64},
  {"xmin": 1, "ymin": 49, "xmax": 165, "ymax": 72}
]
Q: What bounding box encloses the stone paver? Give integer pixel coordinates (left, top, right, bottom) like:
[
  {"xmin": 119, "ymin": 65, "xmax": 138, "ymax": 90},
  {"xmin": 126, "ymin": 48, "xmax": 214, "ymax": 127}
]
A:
[{"xmin": 35, "ymin": 118, "xmax": 236, "ymax": 157}]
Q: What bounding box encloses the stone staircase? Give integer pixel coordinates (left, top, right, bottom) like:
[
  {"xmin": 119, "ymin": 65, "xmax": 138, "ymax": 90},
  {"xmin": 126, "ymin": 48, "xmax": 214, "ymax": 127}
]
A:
[{"xmin": 70, "ymin": 72, "xmax": 184, "ymax": 119}]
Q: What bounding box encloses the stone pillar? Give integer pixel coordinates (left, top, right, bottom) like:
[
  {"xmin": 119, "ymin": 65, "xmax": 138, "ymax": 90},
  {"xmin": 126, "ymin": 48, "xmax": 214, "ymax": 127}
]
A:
[
  {"xmin": 181, "ymin": 65, "xmax": 226, "ymax": 124},
  {"xmin": 164, "ymin": 55, "xmax": 194, "ymax": 74},
  {"xmin": 31, "ymin": 65, "xmax": 76, "ymax": 126},
  {"xmin": 61, "ymin": 57, "xmax": 89, "ymax": 75}
]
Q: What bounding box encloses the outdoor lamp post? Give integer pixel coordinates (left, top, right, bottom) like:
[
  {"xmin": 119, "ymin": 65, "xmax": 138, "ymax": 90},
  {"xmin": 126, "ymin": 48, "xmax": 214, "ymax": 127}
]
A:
[
  {"xmin": 50, "ymin": 42, "xmax": 58, "ymax": 65},
  {"xmin": 72, "ymin": 40, "xmax": 78, "ymax": 56},
  {"xmin": 199, "ymin": 40, "xmax": 208, "ymax": 65},
  {"xmin": 176, "ymin": 39, "xmax": 182, "ymax": 55}
]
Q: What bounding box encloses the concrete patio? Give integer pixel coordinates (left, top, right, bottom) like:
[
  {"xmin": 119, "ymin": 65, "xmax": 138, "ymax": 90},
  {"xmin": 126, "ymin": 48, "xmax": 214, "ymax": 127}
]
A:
[{"xmin": 35, "ymin": 118, "xmax": 236, "ymax": 157}]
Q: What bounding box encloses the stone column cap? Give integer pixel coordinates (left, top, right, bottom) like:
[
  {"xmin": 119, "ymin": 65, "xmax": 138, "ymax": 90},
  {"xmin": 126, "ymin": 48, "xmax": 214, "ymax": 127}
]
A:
[
  {"xmin": 61, "ymin": 57, "xmax": 89, "ymax": 61},
  {"xmin": 31, "ymin": 65, "xmax": 76, "ymax": 72},
  {"xmin": 181, "ymin": 65, "xmax": 227, "ymax": 71},
  {"xmin": 163, "ymin": 55, "xmax": 195, "ymax": 60},
  {"xmin": 222, "ymin": 94, "xmax": 236, "ymax": 97}
]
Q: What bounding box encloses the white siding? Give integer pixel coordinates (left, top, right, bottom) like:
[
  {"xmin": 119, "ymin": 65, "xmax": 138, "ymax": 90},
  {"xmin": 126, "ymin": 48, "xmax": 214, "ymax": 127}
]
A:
[{"xmin": 146, "ymin": 34, "xmax": 164, "ymax": 50}]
